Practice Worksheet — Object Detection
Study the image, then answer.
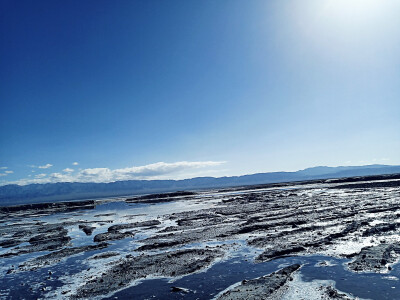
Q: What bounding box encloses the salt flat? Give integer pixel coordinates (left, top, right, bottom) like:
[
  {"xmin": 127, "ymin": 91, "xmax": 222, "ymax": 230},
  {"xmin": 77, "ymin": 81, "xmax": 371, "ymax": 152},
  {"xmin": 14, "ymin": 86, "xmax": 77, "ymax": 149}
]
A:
[{"xmin": 1, "ymin": 175, "xmax": 400, "ymax": 299}]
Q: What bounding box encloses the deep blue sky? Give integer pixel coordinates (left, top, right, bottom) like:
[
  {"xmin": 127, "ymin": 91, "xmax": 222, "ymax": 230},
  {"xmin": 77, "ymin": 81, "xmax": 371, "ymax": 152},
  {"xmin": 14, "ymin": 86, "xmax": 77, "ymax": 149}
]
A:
[{"xmin": 1, "ymin": 0, "xmax": 400, "ymax": 185}]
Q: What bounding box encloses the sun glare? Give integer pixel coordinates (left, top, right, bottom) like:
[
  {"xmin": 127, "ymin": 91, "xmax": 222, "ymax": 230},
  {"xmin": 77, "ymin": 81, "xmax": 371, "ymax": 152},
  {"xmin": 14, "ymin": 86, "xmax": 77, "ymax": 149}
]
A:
[
  {"xmin": 318, "ymin": 0, "xmax": 393, "ymax": 26},
  {"xmin": 322, "ymin": 0, "xmax": 385, "ymax": 20},
  {"xmin": 285, "ymin": 0, "xmax": 400, "ymax": 63}
]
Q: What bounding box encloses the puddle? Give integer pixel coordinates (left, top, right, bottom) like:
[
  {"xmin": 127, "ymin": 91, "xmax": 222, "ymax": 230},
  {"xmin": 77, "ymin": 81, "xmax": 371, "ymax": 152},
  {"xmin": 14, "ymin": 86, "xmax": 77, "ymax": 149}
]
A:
[{"xmin": 106, "ymin": 254, "xmax": 400, "ymax": 300}]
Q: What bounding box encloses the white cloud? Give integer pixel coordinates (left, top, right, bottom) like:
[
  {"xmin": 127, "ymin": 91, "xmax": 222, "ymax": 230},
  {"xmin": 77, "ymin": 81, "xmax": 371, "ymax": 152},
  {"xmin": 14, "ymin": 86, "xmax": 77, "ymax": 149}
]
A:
[
  {"xmin": 38, "ymin": 163, "xmax": 53, "ymax": 169},
  {"xmin": 49, "ymin": 173, "xmax": 68, "ymax": 180},
  {"xmin": 0, "ymin": 167, "xmax": 7, "ymax": 170},
  {"xmin": 35, "ymin": 173, "xmax": 47, "ymax": 179},
  {"xmin": 114, "ymin": 161, "xmax": 218, "ymax": 176},
  {"xmin": 1, "ymin": 161, "xmax": 226, "ymax": 186},
  {"xmin": 72, "ymin": 162, "xmax": 79, "ymax": 166},
  {"xmin": 0, "ymin": 170, "xmax": 13, "ymax": 176},
  {"xmin": 29, "ymin": 164, "xmax": 53, "ymax": 169}
]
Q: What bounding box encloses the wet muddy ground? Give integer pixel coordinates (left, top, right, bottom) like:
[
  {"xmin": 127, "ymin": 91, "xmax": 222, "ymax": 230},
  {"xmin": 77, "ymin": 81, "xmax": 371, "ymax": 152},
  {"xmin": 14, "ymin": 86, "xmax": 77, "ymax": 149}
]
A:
[{"xmin": 1, "ymin": 175, "xmax": 400, "ymax": 299}]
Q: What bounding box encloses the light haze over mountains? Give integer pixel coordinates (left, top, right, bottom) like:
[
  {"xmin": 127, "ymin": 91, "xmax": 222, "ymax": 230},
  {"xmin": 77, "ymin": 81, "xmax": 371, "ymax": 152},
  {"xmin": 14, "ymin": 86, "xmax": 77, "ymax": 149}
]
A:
[{"xmin": 1, "ymin": 164, "xmax": 399, "ymax": 205}]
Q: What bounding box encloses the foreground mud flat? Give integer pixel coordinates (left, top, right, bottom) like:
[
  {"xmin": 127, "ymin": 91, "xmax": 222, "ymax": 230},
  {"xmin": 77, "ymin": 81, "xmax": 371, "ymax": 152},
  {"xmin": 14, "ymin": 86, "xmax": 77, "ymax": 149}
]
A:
[
  {"xmin": 215, "ymin": 264, "xmax": 355, "ymax": 300},
  {"xmin": 1, "ymin": 174, "xmax": 400, "ymax": 299}
]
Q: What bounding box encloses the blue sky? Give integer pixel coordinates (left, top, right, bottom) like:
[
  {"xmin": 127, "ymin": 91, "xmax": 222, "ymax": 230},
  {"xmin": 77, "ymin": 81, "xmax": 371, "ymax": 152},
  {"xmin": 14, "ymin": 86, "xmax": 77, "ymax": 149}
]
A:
[{"xmin": 1, "ymin": 0, "xmax": 399, "ymax": 185}]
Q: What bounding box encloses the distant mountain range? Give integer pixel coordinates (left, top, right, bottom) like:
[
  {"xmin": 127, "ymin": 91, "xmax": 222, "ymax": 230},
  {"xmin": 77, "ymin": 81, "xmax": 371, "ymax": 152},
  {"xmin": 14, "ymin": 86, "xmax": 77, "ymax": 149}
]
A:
[{"xmin": 1, "ymin": 164, "xmax": 400, "ymax": 205}]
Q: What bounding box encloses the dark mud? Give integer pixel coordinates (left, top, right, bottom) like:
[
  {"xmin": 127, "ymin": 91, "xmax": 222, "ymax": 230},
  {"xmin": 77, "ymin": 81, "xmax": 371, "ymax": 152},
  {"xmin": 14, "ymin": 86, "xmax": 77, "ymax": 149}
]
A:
[
  {"xmin": 93, "ymin": 231, "xmax": 135, "ymax": 243},
  {"xmin": 79, "ymin": 224, "xmax": 96, "ymax": 236},
  {"xmin": 347, "ymin": 243, "xmax": 400, "ymax": 273},
  {"xmin": 322, "ymin": 286, "xmax": 354, "ymax": 299},
  {"xmin": 126, "ymin": 191, "xmax": 197, "ymax": 203},
  {"xmin": 92, "ymin": 220, "xmax": 161, "ymax": 242},
  {"xmin": 0, "ymin": 200, "xmax": 96, "ymax": 218},
  {"xmin": 18, "ymin": 242, "xmax": 109, "ymax": 272},
  {"xmin": 72, "ymin": 248, "xmax": 224, "ymax": 299},
  {"xmin": 331, "ymin": 180, "xmax": 400, "ymax": 189},
  {"xmin": 0, "ymin": 223, "xmax": 72, "ymax": 258},
  {"xmin": 89, "ymin": 251, "xmax": 120, "ymax": 260},
  {"xmin": 107, "ymin": 219, "xmax": 161, "ymax": 231},
  {"xmin": 0, "ymin": 219, "xmax": 112, "ymax": 258},
  {"xmin": 217, "ymin": 264, "xmax": 300, "ymax": 299}
]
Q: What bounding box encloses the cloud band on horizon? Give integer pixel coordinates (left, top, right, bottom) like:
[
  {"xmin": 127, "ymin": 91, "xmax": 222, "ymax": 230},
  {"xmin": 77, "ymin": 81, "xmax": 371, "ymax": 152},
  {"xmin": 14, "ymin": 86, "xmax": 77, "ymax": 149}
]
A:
[{"xmin": 2, "ymin": 161, "xmax": 226, "ymax": 186}]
